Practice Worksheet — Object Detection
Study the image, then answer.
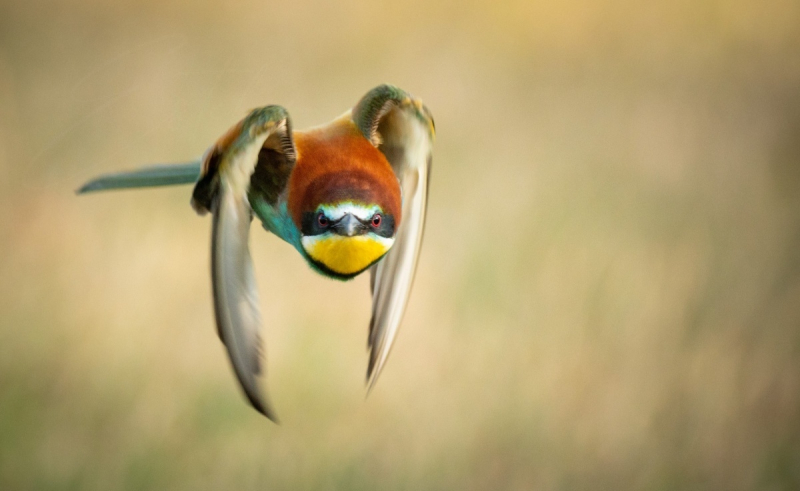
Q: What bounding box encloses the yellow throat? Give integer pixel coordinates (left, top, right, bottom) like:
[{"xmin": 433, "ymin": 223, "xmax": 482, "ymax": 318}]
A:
[{"xmin": 302, "ymin": 234, "xmax": 393, "ymax": 276}]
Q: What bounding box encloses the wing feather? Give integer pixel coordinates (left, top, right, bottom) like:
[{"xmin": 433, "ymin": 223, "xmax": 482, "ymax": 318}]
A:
[
  {"xmin": 365, "ymin": 95, "xmax": 434, "ymax": 390},
  {"xmin": 205, "ymin": 107, "xmax": 294, "ymax": 420},
  {"xmin": 211, "ymin": 183, "xmax": 276, "ymax": 420}
]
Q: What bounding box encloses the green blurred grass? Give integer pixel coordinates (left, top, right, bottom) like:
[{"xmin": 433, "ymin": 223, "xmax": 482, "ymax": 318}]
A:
[{"xmin": 1, "ymin": 0, "xmax": 799, "ymax": 489}]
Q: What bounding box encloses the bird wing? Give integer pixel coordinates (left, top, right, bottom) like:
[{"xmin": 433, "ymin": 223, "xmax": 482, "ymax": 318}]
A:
[
  {"xmin": 204, "ymin": 107, "xmax": 296, "ymax": 420},
  {"xmin": 211, "ymin": 182, "xmax": 275, "ymax": 418},
  {"xmin": 355, "ymin": 86, "xmax": 435, "ymax": 390}
]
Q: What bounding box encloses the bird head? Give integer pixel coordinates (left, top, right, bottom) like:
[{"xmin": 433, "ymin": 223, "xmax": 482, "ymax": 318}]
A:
[
  {"xmin": 288, "ymin": 126, "xmax": 402, "ymax": 279},
  {"xmin": 300, "ymin": 199, "xmax": 396, "ymax": 278}
]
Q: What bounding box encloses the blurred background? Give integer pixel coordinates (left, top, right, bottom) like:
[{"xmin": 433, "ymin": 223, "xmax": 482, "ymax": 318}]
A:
[{"xmin": 1, "ymin": 0, "xmax": 799, "ymax": 489}]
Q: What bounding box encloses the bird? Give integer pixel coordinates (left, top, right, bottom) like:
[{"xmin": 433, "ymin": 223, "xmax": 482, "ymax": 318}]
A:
[{"xmin": 77, "ymin": 84, "xmax": 434, "ymax": 421}]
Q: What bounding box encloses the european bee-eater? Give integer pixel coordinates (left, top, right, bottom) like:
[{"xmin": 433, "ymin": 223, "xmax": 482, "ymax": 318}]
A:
[{"xmin": 78, "ymin": 85, "xmax": 435, "ymax": 421}]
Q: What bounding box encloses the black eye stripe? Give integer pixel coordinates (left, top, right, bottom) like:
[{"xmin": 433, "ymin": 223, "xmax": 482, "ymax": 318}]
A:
[
  {"xmin": 302, "ymin": 212, "xmax": 396, "ymax": 237},
  {"xmin": 302, "ymin": 211, "xmax": 331, "ymax": 235},
  {"xmin": 368, "ymin": 214, "xmax": 394, "ymax": 238}
]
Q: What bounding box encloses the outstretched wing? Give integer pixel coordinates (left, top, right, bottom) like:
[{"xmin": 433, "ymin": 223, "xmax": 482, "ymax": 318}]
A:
[
  {"xmin": 198, "ymin": 106, "xmax": 296, "ymax": 420},
  {"xmin": 354, "ymin": 85, "xmax": 435, "ymax": 390}
]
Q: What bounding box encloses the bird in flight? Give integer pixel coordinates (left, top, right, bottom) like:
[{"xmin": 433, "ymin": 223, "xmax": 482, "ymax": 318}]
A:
[{"xmin": 78, "ymin": 84, "xmax": 435, "ymax": 421}]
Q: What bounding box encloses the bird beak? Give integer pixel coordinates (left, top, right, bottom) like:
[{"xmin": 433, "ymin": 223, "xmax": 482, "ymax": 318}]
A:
[{"xmin": 334, "ymin": 213, "xmax": 367, "ymax": 237}]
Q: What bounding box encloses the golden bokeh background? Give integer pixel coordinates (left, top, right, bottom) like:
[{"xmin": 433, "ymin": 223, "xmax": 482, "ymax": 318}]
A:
[{"xmin": 1, "ymin": 0, "xmax": 799, "ymax": 489}]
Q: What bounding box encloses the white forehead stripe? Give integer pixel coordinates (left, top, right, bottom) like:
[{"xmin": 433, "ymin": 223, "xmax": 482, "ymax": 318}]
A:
[{"xmin": 318, "ymin": 202, "xmax": 382, "ymax": 221}]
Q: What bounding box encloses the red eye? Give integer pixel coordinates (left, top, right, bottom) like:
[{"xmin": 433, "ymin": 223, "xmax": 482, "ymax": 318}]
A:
[
  {"xmin": 371, "ymin": 214, "xmax": 382, "ymax": 227},
  {"xmin": 317, "ymin": 213, "xmax": 329, "ymax": 227}
]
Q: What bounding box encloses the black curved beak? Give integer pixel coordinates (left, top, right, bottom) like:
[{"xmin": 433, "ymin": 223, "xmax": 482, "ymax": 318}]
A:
[{"xmin": 333, "ymin": 213, "xmax": 368, "ymax": 237}]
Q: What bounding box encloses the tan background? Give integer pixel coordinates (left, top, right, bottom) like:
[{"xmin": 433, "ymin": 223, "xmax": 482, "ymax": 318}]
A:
[{"xmin": 1, "ymin": 0, "xmax": 799, "ymax": 489}]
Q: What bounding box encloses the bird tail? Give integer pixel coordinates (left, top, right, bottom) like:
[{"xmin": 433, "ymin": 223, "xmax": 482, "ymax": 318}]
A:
[{"xmin": 76, "ymin": 161, "xmax": 202, "ymax": 194}]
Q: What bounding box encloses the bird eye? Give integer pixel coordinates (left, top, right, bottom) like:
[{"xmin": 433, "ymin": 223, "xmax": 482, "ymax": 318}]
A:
[
  {"xmin": 371, "ymin": 214, "xmax": 382, "ymax": 228},
  {"xmin": 317, "ymin": 213, "xmax": 329, "ymax": 227}
]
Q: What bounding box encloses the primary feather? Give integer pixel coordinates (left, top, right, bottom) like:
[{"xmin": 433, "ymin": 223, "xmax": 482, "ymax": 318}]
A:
[
  {"xmin": 211, "ymin": 181, "xmax": 276, "ymax": 419},
  {"xmin": 203, "ymin": 107, "xmax": 293, "ymax": 421},
  {"xmin": 355, "ymin": 86, "xmax": 435, "ymax": 390}
]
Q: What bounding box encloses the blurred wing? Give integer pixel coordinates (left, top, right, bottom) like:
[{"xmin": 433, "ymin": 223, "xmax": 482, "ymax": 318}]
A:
[
  {"xmin": 207, "ymin": 107, "xmax": 295, "ymax": 421},
  {"xmin": 359, "ymin": 87, "xmax": 435, "ymax": 389},
  {"xmin": 212, "ymin": 183, "xmax": 276, "ymax": 420}
]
